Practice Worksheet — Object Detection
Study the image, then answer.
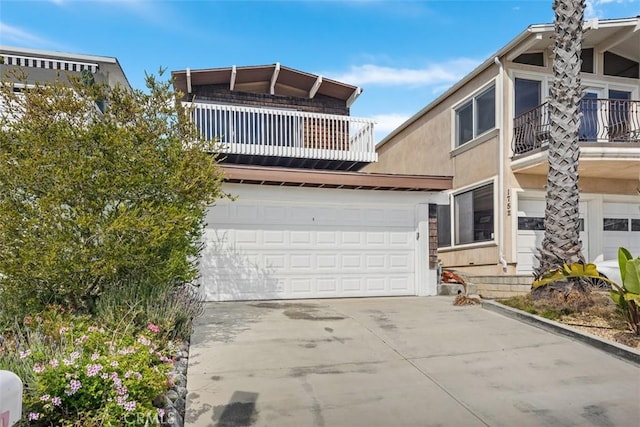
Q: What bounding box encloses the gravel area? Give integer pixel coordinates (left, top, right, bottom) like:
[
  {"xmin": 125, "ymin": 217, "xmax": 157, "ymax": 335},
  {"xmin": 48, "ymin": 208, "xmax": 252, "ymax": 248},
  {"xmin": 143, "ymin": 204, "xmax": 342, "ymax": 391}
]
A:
[{"xmin": 558, "ymin": 314, "xmax": 640, "ymax": 349}]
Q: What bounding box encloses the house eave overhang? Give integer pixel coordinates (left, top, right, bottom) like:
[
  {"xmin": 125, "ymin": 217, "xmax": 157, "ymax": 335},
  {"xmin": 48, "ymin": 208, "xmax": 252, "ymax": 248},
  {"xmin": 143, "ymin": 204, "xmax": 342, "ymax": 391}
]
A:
[
  {"xmin": 220, "ymin": 164, "xmax": 452, "ymax": 192},
  {"xmin": 376, "ymin": 16, "xmax": 640, "ymax": 150},
  {"xmin": 172, "ymin": 64, "xmax": 362, "ymax": 105}
]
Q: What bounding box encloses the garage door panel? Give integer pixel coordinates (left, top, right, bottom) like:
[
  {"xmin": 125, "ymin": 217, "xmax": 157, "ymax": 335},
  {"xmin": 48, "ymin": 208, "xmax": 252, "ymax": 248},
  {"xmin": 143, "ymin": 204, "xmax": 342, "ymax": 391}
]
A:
[
  {"xmin": 390, "ymin": 277, "xmax": 412, "ymax": 291},
  {"xmin": 341, "ymin": 231, "xmax": 361, "ymax": 245},
  {"xmin": 290, "ymin": 231, "xmax": 312, "ymax": 244},
  {"xmin": 202, "ymin": 197, "xmax": 418, "ymax": 301},
  {"xmin": 316, "ymin": 231, "xmax": 337, "ymax": 245},
  {"xmin": 365, "ymin": 277, "xmax": 386, "ymax": 291},
  {"xmin": 366, "ymin": 232, "xmax": 386, "ymax": 245},
  {"xmin": 366, "ymin": 254, "xmax": 386, "ymax": 269},
  {"xmin": 342, "ymin": 255, "xmax": 362, "ymax": 269},
  {"xmin": 390, "ymin": 231, "xmax": 412, "ymax": 246}
]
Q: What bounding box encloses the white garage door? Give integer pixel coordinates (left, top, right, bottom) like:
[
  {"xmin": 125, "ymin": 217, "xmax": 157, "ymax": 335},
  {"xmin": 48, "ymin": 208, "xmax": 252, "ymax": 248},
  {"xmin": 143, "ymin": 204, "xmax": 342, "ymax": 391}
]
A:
[
  {"xmin": 603, "ymin": 202, "xmax": 640, "ymax": 260},
  {"xmin": 516, "ymin": 199, "xmax": 589, "ymax": 274},
  {"xmin": 199, "ymin": 186, "xmax": 424, "ymax": 301}
]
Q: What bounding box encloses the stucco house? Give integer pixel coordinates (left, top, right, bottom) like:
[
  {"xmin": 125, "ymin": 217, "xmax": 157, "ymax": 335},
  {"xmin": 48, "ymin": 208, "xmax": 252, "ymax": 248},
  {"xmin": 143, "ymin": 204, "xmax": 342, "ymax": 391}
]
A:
[
  {"xmin": 172, "ymin": 64, "xmax": 452, "ymax": 301},
  {"xmin": 363, "ymin": 17, "xmax": 639, "ymax": 288}
]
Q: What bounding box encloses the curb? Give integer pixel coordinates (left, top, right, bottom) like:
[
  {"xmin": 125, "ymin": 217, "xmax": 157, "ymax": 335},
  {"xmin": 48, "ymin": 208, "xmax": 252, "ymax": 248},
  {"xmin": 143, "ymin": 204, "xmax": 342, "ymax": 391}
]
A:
[{"xmin": 481, "ymin": 299, "xmax": 640, "ymax": 366}]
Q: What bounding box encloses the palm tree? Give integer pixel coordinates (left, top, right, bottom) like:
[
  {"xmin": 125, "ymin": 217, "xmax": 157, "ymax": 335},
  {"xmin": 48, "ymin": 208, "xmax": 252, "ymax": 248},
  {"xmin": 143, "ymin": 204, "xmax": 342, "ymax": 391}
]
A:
[{"xmin": 533, "ymin": 0, "xmax": 588, "ymax": 298}]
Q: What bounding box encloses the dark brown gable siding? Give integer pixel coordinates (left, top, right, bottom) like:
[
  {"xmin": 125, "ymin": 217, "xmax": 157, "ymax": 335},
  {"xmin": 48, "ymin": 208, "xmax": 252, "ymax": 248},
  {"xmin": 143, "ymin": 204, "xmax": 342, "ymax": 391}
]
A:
[{"xmin": 190, "ymin": 84, "xmax": 349, "ymax": 116}]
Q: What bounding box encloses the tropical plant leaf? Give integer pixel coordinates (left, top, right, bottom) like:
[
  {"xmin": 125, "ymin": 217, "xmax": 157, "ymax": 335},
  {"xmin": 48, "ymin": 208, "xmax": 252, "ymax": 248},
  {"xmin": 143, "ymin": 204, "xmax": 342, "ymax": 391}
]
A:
[
  {"xmin": 624, "ymin": 259, "xmax": 640, "ymax": 294},
  {"xmin": 532, "ymin": 263, "xmax": 614, "ymax": 288},
  {"xmin": 532, "ymin": 269, "xmax": 565, "ymax": 288},
  {"xmin": 619, "ymin": 247, "xmax": 632, "ymax": 283},
  {"xmin": 623, "ymin": 292, "xmax": 640, "ymax": 303},
  {"xmin": 610, "ymin": 290, "xmax": 621, "ymax": 305}
]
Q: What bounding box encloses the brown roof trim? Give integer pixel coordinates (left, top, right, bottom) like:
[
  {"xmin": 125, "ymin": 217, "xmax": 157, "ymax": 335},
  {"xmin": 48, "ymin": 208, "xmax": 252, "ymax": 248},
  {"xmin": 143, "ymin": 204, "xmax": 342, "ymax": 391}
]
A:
[
  {"xmin": 172, "ymin": 63, "xmax": 362, "ymax": 104},
  {"xmin": 220, "ymin": 165, "xmax": 452, "ymax": 192}
]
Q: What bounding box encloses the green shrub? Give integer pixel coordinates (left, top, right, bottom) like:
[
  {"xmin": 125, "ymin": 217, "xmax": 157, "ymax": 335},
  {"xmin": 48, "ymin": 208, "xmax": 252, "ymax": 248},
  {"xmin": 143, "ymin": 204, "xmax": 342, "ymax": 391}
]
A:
[
  {"xmin": 0, "ymin": 308, "xmax": 174, "ymax": 426},
  {"xmin": 0, "ymin": 70, "xmax": 224, "ymax": 321},
  {"xmin": 94, "ymin": 276, "xmax": 203, "ymax": 341}
]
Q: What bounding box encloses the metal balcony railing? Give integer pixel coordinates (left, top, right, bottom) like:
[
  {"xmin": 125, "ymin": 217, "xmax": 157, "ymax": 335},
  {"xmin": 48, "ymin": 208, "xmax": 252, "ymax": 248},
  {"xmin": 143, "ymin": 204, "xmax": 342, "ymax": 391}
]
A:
[
  {"xmin": 185, "ymin": 101, "xmax": 377, "ymax": 163},
  {"xmin": 512, "ymin": 99, "xmax": 640, "ymax": 155}
]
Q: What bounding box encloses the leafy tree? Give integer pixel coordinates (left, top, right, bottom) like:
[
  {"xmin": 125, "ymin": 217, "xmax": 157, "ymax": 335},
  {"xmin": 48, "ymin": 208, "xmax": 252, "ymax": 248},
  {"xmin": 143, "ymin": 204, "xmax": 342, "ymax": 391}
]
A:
[
  {"xmin": 533, "ymin": 0, "xmax": 589, "ymax": 300},
  {"xmin": 0, "ymin": 70, "xmax": 224, "ymax": 319}
]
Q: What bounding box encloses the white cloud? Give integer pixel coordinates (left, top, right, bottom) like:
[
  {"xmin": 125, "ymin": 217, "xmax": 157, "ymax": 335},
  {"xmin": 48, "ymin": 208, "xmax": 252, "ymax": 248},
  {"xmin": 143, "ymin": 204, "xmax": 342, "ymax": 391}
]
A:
[
  {"xmin": 329, "ymin": 59, "xmax": 480, "ymax": 87},
  {"xmin": 585, "ymin": 0, "xmax": 637, "ymax": 19},
  {"xmin": 0, "ymin": 22, "xmax": 66, "ymax": 50},
  {"xmin": 372, "ymin": 113, "xmax": 411, "ymax": 134}
]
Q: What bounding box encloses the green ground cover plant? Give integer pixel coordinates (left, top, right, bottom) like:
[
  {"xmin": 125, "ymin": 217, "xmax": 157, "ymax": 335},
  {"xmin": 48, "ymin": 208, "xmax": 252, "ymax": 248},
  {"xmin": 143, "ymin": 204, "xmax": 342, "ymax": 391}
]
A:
[{"xmin": 0, "ymin": 69, "xmax": 222, "ymax": 423}]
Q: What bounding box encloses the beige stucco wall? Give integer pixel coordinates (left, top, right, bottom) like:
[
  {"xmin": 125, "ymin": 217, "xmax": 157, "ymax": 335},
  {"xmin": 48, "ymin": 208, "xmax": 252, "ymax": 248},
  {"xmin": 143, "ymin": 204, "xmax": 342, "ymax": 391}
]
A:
[
  {"xmin": 367, "ymin": 45, "xmax": 638, "ymax": 277},
  {"xmin": 364, "ymin": 64, "xmax": 500, "ymax": 178},
  {"xmin": 363, "ymin": 101, "xmax": 453, "ymax": 176}
]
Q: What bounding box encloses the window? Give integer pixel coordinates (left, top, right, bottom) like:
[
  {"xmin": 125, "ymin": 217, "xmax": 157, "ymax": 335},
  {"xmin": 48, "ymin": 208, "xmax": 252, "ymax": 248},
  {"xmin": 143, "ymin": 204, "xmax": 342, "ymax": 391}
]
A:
[
  {"xmin": 632, "ymin": 219, "xmax": 640, "ymax": 232},
  {"xmin": 454, "ymin": 184, "xmax": 494, "ymax": 245},
  {"xmin": 518, "ymin": 217, "xmax": 584, "ymax": 231},
  {"xmin": 437, "ymin": 205, "xmax": 451, "ymax": 247},
  {"xmin": 603, "ymin": 218, "xmax": 629, "ymax": 231},
  {"xmin": 581, "ymin": 48, "xmax": 594, "ymax": 73},
  {"xmin": 514, "ymin": 78, "xmax": 542, "ymax": 116},
  {"xmin": 514, "ymin": 52, "xmax": 545, "ymax": 67},
  {"xmin": 604, "ymin": 52, "xmax": 639, "ymax": 79},
  {"xmin": 455, "ymin": 84, "xmax": 495, "ymax": 146}
]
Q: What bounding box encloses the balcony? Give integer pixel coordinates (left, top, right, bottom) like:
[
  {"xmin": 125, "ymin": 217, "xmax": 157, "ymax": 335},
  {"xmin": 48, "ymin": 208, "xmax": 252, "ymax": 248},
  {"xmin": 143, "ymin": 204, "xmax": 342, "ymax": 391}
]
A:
[
  {"xmin": 511, "ymin": 99, "xmax": 640, "ymax": 180},
  {"xmin": 186, "ymin": 101, "xmax": 377, "ymax": 170},
  {"xmin": 512, "ymin": 99, "xmax": 640, "ymax": 154}
]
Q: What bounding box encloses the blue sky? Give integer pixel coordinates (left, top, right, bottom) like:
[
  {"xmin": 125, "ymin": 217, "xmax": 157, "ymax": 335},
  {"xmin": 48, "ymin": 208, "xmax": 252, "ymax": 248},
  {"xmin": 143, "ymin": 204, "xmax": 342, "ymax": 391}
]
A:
[{"xmin": 1, "ymin": 0, "xmax": 638, "ymax": 141}]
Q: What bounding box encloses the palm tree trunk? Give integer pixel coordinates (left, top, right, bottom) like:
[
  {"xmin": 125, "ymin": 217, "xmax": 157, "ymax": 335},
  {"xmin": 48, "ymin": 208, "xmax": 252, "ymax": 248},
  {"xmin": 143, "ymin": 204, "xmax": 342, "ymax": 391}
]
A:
[{"xmin": 533, "ymin": 0, "xmax": 586, "ymax": 297}]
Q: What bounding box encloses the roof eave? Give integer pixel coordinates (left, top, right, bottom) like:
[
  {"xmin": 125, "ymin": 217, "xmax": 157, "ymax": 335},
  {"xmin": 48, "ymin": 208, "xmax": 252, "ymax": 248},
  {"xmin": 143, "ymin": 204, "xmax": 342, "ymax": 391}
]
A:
[{"xmin": 376, "ymin": 16, "xmax": 640, "ymax": 149}]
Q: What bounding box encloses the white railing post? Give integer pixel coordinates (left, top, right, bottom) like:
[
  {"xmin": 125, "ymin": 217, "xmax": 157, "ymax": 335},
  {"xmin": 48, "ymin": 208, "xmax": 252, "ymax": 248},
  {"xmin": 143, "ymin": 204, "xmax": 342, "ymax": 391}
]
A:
[
  {"xmin": 184, "ymin": 101, "xmax": 376, "ymax": 162},
  {"xmin": 0, "ymin": 370, "xmax": 22, "ymax": 427}
]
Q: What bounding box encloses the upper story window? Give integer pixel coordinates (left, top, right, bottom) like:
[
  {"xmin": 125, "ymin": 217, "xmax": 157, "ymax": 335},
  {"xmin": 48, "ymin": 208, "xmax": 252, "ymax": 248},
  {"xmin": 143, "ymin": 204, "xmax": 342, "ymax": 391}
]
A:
[
  {"xmin": 581, "ymin": 48, "xmax": 594, "ymax": 73},
  {"xmin": 455, "ymin": 83, "xmax": 495, "ymax": 147},
  {"xmin": 514, "ymin": 52, "xmax": 545, "ymax": 67},
  {"xmin": 604, "ymin": 51, "xmax": 639, "ymax": 79}
]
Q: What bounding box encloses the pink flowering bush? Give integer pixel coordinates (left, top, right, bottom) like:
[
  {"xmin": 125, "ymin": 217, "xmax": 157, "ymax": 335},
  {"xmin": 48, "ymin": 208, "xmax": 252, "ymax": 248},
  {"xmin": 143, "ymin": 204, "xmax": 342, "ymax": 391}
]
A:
[{"xmin": 1, "ymin": 309, "xmax": 175, "ymax": 426}]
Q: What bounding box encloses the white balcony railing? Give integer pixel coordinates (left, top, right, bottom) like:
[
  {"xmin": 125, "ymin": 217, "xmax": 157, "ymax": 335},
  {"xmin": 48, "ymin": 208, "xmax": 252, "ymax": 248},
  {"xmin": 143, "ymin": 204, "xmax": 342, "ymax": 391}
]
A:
[{"xmin": 185, "ymin": 101, "xmax": 377, "ymax": 163}]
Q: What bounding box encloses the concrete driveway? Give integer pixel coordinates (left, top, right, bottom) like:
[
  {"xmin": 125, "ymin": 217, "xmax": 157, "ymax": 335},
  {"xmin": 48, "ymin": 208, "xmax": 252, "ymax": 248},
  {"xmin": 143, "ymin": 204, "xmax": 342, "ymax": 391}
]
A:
[{"xmin": 185, "ymin": 297, "xmax": 640, "ymax": 427}]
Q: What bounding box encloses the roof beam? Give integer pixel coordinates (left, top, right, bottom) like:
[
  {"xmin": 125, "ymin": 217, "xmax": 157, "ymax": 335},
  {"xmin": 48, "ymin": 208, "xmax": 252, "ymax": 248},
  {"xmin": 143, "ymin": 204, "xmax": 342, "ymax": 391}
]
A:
[
  {"xmin": 506, "ymin": 33, "xmax": 543, "ymax": 61},
  {"xmin": 230, "ymin": 65, "xmax": 237, "ymax": 91},
  {"xmin": 270, "ymin": 62, "xmax": 280, "ymax": 95},
  {"xmin": 346, "ymin": 87, "xmax": 362, "ymax": 107},
  {"xmin": 309, "ymin": 75, "xmax": 322, "ymax": 99}
]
